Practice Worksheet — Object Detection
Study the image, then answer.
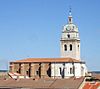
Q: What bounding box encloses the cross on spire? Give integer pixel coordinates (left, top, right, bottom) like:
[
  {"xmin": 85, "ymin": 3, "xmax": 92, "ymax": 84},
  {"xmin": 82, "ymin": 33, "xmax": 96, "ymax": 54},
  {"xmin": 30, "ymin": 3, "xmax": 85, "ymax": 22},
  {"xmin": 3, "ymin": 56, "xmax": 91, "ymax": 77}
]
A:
[
  {"xmin": 69, "ymin": 7, "xmax": 72, "ymax": 16},
  {"xmin": 68, "ymin": 7, "xmax": 73, "ymax": 24}
]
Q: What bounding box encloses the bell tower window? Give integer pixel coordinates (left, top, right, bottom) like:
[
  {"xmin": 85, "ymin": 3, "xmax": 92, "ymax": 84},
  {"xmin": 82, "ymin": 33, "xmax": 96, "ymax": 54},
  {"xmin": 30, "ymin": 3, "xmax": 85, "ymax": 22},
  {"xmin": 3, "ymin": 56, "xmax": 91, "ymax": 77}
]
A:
[
  {"xmin": 69, "ymin": 18, "xmax": 71, "ymax": 22},
  {"xmin": 68, "ymin": 17, "xmax": 73, "ymax": 24},
  {"xmin": 67, "ymin": 34, "xmax": 70, "ymax": 38},
  {"xmin": 64, "ymin": 44, "xmax": 67, "ymax": 51},
  {"xmin": 70, "ymin": 44, "xmax": 72, "ymax": 51},
  {"xmin": 78, "ymin": 45, "xmax": 79, "ymax": 47}
]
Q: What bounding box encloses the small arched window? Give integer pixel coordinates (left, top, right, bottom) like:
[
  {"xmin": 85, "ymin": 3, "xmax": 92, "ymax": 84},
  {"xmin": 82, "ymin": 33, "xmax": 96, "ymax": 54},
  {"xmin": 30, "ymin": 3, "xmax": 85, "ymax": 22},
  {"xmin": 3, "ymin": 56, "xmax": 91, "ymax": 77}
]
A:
[
  {"xmin": 64, "ymin": 44, "xmax": 67, "ymax": 51},
  {"xmin": 67, "ymin": 34, "xmax": 70, "ymax": 38},
  {"xmin": 78, "ymin": 45, "xmax": 79, "ymax": 48},
  {"xmin": 70, "ymin": 44, "xmax": 72, "ymax": 51},
  {"xmin": 69, "ymin": 18, "xmax": 72, "ymax": 22}
]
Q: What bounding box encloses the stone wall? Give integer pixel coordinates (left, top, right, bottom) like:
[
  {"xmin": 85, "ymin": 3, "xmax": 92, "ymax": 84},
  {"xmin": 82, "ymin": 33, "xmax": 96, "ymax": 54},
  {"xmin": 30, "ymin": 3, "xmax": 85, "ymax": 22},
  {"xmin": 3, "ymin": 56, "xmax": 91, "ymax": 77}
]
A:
[{"xmin": 10, "ymin": 62, "xmax": 51, "ymax": 78}]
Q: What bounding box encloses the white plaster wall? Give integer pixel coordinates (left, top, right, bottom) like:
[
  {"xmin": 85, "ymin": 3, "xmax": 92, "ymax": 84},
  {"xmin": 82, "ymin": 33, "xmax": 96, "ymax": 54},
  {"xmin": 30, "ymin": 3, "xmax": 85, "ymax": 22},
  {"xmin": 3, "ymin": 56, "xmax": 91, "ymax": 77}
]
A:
[
  {"xmin": 74, "ymin": 63, "xmax": 87, "ymax": 77},
  {"xmin": 81, "ymin": 63, "xmax": 88, "ymax": 76},
  {"xmin": 64, "ymin": 63, "xmax": 74, "ymax": 78},
  {"xmin": 51, "ymin": 62, "xmax": 87, "ymax": 79},
  {"xmin": 60, "ymin": 40, "xmax": 80, "ymax": 60},
  {"xmin": 51, "ymin": 63, "xmax": 63, "ymax": 78},
  {"xmin": 61, "ymin": 32, "xmax": 79, "ymax": 39},
  {"xmin": 51, "ymin": 63, "xmax": 54, "ymax": 78},
  {"xmin": 74, "ymin": 63, "xmax": 81, "ymax": 77}
]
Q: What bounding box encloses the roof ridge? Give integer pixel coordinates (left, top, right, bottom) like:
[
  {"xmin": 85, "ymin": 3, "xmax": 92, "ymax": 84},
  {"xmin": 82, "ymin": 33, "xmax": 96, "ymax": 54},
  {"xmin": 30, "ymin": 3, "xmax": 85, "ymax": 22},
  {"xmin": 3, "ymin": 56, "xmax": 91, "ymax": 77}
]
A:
[{"xmin": 11, "ymin": 57, "xmax": 81, "ymax": 63}]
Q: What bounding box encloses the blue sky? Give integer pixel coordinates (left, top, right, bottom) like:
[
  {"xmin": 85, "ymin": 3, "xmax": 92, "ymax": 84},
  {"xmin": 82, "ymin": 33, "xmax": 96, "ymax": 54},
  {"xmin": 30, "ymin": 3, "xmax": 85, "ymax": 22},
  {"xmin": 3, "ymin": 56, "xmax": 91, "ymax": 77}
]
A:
[{"xmin": 0, "ymin": 0, "xmax": 100, "ymax": 71}]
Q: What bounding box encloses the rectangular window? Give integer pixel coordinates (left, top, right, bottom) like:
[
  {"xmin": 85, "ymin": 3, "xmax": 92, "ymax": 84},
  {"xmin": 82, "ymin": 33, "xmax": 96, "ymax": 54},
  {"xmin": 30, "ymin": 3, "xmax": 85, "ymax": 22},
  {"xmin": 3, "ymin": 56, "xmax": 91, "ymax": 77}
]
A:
[
  {"xmin": 70, "ymin": 68, "xmax": 73, "ymax": 74},
  {"xmin": 70, "ymin": 44, "xmax": 72, "ymax": 51}
]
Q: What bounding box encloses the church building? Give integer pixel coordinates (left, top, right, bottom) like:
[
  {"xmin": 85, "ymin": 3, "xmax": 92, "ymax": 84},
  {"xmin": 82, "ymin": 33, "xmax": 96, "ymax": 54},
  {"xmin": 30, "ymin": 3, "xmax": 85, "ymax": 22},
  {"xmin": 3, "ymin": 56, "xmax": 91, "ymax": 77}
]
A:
[{"xmin": 9, "ymin": 10, "xmax": 87, "ymax": 79}]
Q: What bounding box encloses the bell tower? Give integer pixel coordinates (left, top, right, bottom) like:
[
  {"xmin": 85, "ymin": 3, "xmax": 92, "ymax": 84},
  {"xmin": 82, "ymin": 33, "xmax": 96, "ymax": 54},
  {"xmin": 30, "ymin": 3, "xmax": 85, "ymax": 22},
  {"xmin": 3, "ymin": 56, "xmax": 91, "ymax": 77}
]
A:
[{"xmin": 60, "ymin": 9, "xmax": 80, "ymax": 60}]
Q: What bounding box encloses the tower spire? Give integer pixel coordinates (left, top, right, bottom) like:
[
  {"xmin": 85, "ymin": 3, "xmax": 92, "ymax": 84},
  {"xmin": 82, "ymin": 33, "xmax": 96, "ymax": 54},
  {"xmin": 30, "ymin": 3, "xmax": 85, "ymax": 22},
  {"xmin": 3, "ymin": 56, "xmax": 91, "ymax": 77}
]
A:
[
  {"xmin": 68, "ymin": 7, "xmax": 73, "ymax": 24},
  {"xmin": 69, "ymin": 7, "xmax": 72, "ymax": 16},
  {"xmin": 61, "ymin": 8, "xmax": 80, "ymax": 60}
]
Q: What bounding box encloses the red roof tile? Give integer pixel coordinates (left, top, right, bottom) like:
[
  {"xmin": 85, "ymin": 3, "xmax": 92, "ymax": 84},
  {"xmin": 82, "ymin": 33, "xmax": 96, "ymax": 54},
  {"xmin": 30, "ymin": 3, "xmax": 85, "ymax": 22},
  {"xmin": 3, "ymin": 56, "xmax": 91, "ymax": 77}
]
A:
[
  {"xmin": 0, "ymin": 77, "xmax": 84, "ymax": 89},
  {"xmin": 83, "ymin": 82, "xmax": 100, "ymax": 89},
  {"xmin": 11, "ymin": 58, "xmax": 82, "ymax": 63},
  {"xmin": 83, "ymin": 83, "xmax": 91, "ymax": 89}
]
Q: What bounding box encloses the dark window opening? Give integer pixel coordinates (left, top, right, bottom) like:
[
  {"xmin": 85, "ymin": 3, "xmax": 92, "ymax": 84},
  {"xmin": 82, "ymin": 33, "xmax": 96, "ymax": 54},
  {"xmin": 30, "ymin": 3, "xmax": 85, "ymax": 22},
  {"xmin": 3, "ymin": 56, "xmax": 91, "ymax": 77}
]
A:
[
  {"xmin": 78, "ymin": 45, "xmax": 79, "ymax": 51},
  {"xmin": 63, "ymin": 63, "xmax": 65, "ymax": 66},
  {"xmin": 60, "ymin": 68, "xmax": 62, "ymax": 74},
  {"xmin": 69, "ymin": 18, "xmax": 71, "ymax": 22},
  {"xmin": 73, "ymin": 66, "xmax": 75, "ymax": 75},
  {"xmin": 28, "ymin": 68, "xmax": 31, "ymax": 77},
  {"xmin": 67, "ymin": 34, "xmax": 70, "ymax": 38},
  {"xmin": 47, "ymin": 63, "xmax": 51, "ymax": 77},
  {"xmin": 47, "ymin": 67, "xmax": 51, "ymax": 77},
  {"xmin": 59, "ymin": 67, "xmax": 64, "ymax": 78},
  {"xmin": 36, "ymin": 71, "xmax": 39, "ymax": 75},
  {"xmin": 78, "ymin": 45, "xmax": 79, "ymax": 47},
  {"xmin": 18, "ymin": 64, "xmax": 21, "ymax": 73},
  {"xmin": 18, "ymin": 68, "xmax": 21, "ymax": 73},
  {"xmin": 39, "ymin": 67, "xmax": 41, "ymax": 77},
  {"xmin": 26, "ymin": 71, "xmax": 29, "ymax": 75},
  {"xmin": 70, "ymin": 68, "xmax": 73, "ymax": 74},
  {"xmin": 66, "ymin": 28, "xmax": 68, "ymax": 30},
  {"xmin": 70, "ymin": 44, "xmax": 72, "ymax": 51},
  {"xmin": 64, "ymin": 44, "xmax": 67, "ymax": 51}
]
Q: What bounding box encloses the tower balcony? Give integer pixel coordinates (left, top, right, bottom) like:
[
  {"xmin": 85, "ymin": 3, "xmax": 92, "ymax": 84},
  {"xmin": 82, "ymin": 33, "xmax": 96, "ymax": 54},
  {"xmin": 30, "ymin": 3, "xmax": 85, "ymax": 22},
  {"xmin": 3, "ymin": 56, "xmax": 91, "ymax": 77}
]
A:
[{"xmin": 61, "ymin": 37, "xmax": 80, "ymax": 41}]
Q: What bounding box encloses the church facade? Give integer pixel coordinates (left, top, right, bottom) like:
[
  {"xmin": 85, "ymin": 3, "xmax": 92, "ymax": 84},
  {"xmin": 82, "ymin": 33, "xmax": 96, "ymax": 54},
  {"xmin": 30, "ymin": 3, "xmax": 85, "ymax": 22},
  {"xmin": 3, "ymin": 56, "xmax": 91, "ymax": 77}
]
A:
[{"xmin": 9, "ymin": 11, "xmax": 87, "ymax": 79}]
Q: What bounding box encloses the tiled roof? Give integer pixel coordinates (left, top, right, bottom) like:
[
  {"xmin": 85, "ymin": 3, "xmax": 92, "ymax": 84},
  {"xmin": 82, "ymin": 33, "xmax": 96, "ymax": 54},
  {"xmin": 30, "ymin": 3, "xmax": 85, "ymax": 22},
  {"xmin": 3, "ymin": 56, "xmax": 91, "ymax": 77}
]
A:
[
  {"xmin": 0, "ymin": 77, "xmax": 84, "ymax": 89},
  {"xmin": 49, "ymin": 77, "xmax": 84, "ymax": 89},
  {"xmin": 82, "ymin": 82, "xmax": 100, "ymax": 89},
  {"xmin": 82, "ymin": 83, "xmax": 91, "ymax": 89},
  {"xmin": 11, "ymin": 58, "xmax": 83, "ymax": 63}
]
